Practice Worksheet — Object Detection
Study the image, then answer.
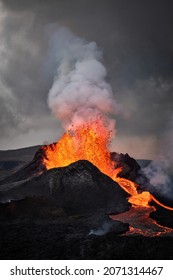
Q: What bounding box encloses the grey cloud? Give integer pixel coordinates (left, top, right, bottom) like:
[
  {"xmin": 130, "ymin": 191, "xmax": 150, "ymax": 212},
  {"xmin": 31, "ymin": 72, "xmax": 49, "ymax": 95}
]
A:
[
  {"xmin": 0, "ymin": 0, "xmax": 172, "ymax": 159},
  {"xmin": 115, "ymin": 78, "xmax": 173, "ymax": 136},
  {"xmin": 0, "ymin": 6, "xmax": 54, "ymax": 143}
]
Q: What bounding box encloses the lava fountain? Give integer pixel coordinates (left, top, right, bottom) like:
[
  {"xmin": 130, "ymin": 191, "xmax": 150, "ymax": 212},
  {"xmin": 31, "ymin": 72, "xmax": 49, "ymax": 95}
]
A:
[
  {"xmin": 42, "ymin": 116, "xmax": 173, "ymax": 236},
  {"xmin": 43, "ymin": 116, "xmax": 138, "ymax": 197}
]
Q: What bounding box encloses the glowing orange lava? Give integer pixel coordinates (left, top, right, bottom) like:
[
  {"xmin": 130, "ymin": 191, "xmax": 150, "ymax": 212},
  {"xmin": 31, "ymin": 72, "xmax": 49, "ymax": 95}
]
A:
[
  {"xmin": 111, "ymin": 206, "xmax": 173, "ymax": 237},
  {"xmin": 42, "ymin": 117, "xmax": 173, "ymax": 211},
  {"xmin": 43, "ymin": 117, "xmax": 114, "ymax": 177}
]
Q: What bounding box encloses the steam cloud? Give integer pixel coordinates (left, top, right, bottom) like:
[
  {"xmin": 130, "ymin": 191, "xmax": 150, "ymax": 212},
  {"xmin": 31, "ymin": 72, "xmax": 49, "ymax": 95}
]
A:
[
  {"xmin": 89, "ymin": 221, "xmax": 114, "ymax": 236},
  {"xmin": 47, "ymin": 27, "xmax": 120, "ymax": 131},
  {"xmin": 141, "ymin": 161, "xmax": 172, "ymax": 199},
  {"xmin": 139, "ymin": 114, "xmax": 173, "ymax": 200}
]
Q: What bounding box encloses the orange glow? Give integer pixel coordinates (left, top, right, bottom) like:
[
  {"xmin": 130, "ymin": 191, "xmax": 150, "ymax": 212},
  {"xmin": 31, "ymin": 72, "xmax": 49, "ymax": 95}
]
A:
[
  {"xmin": 42, "ymin": 117, "xmax": 173, "ymax": 211},
  {"xmin": 151, "ymin": 195, "xmax": 173, "ymax": 211},
  {"xmin": 128, "ymin": 191, "xmax": 152, "ymax": 207},
  {"xmin": 111, "ymin": 206, "xmax": 173, "ymax": 236},
  {"xmin": 114, "ymin": 177, "xmax": 138, "ymax": 196},
  {"xmin": 43, "ymin": 116, "xmax": 115, "ymax": 176}
]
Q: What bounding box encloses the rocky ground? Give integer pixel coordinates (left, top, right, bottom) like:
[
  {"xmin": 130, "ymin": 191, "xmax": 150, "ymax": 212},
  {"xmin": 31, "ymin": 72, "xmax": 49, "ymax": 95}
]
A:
[
  {"xmin": 1, "ymin": 213, "xmax": 173, "ymax": 260},
  {"xmin": 0, "ymin": 146, "xmax": 173, "ymax": 260}
]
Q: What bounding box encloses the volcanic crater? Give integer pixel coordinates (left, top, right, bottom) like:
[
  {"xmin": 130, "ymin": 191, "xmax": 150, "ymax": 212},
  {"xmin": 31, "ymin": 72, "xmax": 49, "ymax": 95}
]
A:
[{"xmin": 0, "ymin": 118, "xmax": 173, "ymax": 260}]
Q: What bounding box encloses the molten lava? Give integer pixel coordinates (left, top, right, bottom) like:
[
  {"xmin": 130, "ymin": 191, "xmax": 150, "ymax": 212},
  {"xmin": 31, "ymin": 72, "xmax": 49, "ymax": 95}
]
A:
[
  {"xmin": 42, "ymin": 116, "xmax": 173, "ymax": 212},
  {"xmin": 43, "ymin": 117, "xmax": 113, "ymax": 176},
  {"xmin": 111, "ymin": 206, "xmax": 173, "ymax": 237}
]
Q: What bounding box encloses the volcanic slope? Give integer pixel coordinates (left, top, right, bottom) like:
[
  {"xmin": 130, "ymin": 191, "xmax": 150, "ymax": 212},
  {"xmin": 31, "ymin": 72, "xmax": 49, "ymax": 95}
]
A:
[{"xmin": 0, "ymin": 159, "xmax": 130, "ymax": 215}]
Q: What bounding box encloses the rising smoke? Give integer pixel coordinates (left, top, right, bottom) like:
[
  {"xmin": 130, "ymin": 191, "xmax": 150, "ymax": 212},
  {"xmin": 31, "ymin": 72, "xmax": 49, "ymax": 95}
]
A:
[
  {"xmin": 47, "ymin": 27, "xmax": 121, "ymax": 132},
  {"xmin": 89, "ymin": 221, "xmax": 115, "ymax": 236},
  {"xmin": 139, "ymin": 114, "xmax": 173, "ymax": 200},
  {"xmin": 89, "ymin": 220, "xmax": 125, "ymax": 236}
]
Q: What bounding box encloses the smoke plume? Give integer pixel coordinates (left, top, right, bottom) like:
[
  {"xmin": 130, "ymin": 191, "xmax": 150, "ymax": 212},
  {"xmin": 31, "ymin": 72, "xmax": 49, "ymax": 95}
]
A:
[{"xmin": 47, "ymin": 27, "xmax": 120, "ymax": 131}]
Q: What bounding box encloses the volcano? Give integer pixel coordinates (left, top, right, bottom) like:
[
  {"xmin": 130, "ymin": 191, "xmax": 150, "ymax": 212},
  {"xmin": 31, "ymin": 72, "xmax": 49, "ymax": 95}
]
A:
[{"xmin": 0, "ymin": 117, "xmax": 173, "ymax": 259}]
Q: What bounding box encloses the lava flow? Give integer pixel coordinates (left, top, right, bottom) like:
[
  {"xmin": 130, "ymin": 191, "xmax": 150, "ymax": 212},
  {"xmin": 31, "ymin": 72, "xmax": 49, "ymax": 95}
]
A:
[
  {"xmin": 110, "ymin": 206, "xmax": 173, "ymax": 237},
  {"xmin": 42, "ymin": 116, "xmax": 173, "ymax": 236}
]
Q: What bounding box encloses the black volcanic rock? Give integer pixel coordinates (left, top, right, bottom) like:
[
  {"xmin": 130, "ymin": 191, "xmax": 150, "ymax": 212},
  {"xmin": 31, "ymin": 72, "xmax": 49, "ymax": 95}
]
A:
[
  {"xmin": 51, "ymin": 160, "xmax": 130, "ymax": 214},
  {"xmin": 149, "ymin": 203, "xmax": 173, "ymax": 228},
  {"xmin": 110, "ymin": 152, "xmax": 141, "ymax": 181},
  {"xmin": 0, "ymin": 160, "xmax": 130, "ymax": 215},
  {"xmin": 0, "ymin": 215, "xmax": 173, "ymax": 259}
]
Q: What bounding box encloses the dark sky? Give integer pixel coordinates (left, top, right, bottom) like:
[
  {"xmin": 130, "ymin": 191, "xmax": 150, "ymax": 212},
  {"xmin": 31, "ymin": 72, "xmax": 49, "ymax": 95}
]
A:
[{"xmin": 0, "ymin": 0, "xmax": 173, "ymax": 159}]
